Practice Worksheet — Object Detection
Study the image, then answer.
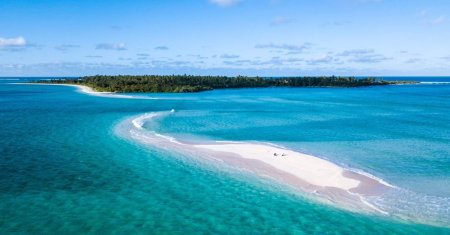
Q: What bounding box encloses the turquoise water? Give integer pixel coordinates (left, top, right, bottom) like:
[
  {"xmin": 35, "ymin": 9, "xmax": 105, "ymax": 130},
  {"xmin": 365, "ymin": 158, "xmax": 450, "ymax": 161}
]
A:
[{"xmin": 1, "ymin": 78, "xmax": 449, "ymax": 234}]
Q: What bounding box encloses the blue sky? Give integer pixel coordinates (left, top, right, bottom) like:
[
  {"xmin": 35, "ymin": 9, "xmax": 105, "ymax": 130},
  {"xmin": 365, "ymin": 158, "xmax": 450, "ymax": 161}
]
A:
[{"xmin": 1, "ymin": 0, "xmax": 450, "ymax": 76}]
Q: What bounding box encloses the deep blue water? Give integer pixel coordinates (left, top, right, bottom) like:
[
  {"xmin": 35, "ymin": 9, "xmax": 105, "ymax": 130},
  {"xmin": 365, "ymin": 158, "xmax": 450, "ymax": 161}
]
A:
[{"xmin": 0, "ymin": 77, "xmax": 449, "ymax": 234}]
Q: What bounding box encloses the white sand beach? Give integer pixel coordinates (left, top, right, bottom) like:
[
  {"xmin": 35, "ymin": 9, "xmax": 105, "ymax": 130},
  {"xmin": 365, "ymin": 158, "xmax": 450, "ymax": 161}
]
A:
[
  {"xmin": 13, "ymin": 83, "xmax": 153, "ymax": 99},
  {"xmin": 43, "ymin": 83, "xmax": 135, "ymax": 98},
  {"xmin": 13, "ymin": 83, "xmax": 108, "ymax": 95},
  {"xmin": 194, "ymin": 143, "xmax": 360, "ymax": 190},
  {"xmin": 191, "ymin": 142, "xmax": 394, "ymax": 214},
  {"xmin": 56, "ymin": 84, "xmax": 102, "ymax": 95}
]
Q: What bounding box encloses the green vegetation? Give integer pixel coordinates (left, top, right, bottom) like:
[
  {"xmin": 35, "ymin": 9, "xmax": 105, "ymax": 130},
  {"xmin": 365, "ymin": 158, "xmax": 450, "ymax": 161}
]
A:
[{"xmin": 34, "ymin": 75, "xmax": 416, "ymax": 93}]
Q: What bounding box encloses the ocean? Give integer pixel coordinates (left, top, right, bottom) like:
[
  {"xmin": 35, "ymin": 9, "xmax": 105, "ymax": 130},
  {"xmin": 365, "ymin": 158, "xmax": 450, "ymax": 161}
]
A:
[{"xmin": 0, "ymin": 77, "xmax": 449, "ymax": 234}]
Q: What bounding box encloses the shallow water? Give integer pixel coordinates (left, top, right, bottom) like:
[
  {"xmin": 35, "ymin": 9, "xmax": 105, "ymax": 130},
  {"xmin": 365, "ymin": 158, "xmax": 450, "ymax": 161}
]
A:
[{"xmin": 0, "ymin": 78, "xmax": 449, "ymax": 234}]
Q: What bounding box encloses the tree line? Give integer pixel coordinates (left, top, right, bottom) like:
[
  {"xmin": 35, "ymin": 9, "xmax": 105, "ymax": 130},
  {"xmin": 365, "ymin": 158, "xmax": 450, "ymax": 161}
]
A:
[{"xmin": 35, "ymin": 75, "xmax": 410, "ymax": 93}]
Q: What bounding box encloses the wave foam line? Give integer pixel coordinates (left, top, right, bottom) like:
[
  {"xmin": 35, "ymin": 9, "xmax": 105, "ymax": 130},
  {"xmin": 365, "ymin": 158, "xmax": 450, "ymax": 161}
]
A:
[
  {"xmin": 132, "ymin": 113, "xmax": 159, "ymax": 129},
  {"xmin": 347, "ymin": 167, "xmax": 397, "ymax": 189},
  {"xmin": 420, "ymin": 82, "xmax": 450, "ymax": 84},
  {"xmin": 130, "ymin": 110, "xmax": 182, "ymax": 145}
]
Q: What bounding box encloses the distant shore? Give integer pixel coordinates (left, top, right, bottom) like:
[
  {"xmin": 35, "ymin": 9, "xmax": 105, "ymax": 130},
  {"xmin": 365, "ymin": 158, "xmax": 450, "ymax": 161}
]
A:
[{"xmin": 31, "ymin": 75, "xmax": 419, "ymax": 93}]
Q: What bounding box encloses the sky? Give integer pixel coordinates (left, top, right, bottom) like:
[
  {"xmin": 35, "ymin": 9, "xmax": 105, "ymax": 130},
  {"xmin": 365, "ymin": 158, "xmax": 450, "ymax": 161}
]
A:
[{"xmin": 1, "ymin": 0, "xmax": 450, "ymax": 76}]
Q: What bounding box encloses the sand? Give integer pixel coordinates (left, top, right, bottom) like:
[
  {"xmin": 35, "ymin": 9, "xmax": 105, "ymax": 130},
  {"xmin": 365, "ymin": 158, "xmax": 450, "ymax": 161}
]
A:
[
  {"xmin": 48, "ymin": 84, "xmax": 136, "ymax": 98},
  {"xmin": 13, "ymin": 83, "xmax": 149, "ymax": 99},
  {"xmin": 194, "ymin": 143, "xmax": 360, "ymax": 190}
]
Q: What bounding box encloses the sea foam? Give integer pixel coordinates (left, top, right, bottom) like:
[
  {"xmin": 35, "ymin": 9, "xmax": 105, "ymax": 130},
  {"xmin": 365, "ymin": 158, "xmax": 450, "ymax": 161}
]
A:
[{"xmin": 420, "ymin": 82, "xmax": 450, "ymax": 84}]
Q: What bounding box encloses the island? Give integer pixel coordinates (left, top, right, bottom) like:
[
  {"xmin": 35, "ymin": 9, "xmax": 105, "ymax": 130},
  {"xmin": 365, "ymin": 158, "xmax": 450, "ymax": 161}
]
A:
[{"xmin": 33, "ymin": 75, "xmax": 417, "ymax": 93}]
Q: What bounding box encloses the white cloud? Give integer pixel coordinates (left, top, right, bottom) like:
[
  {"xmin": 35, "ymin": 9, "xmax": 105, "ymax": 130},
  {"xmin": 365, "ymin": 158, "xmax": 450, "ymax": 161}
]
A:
[
  {"xmin": 55, "ymin": 44, "xmax": 80, "ymax": 51},
  {"xmin": 420, "ymin": 9, "xmax": 429, "ymax": 17},
  {"xmin": 0, "ymin": 36, "xmax": 27, "ymax": 48},
  {"xmin": 307, "ymin": 55, "xmax": 335, "ymax": 65},
  {"xmin": 154, "ymin": 46, "xmax": 169, "ymax": 50},
  {"xmin": 405, "ymin": 58, "xmax": 421, "ymax": 64},
  {"xmin": 430, "ymin": 15, "xmax": 446, "ymax": 25},
  {"xmin": 209, "ymin": 0, "xmax": 241, "ymax": 7},
  {"xmin": 271, "ymin": 17, "xmax": 293, "ymax": 26},
  {"xmin": 255, "ymin": 43, "xmax": 312, "ymax": 54},
  {"xmin": 220, "ymin": 54, "xmax": 240, "ymax": 59},
  {"xmin": 85, "ymin": 55, "xmax": 103, "ymax": 58},
  {"xmin": 95, "ymin": 43, "xmax": 127, "ymax": 51},
  {"xmin": 337, "ymin": 49, "xmax": 390, "ymax": 63},
  {"xmin": 337, "ymin": 49, "xmax": 374, "ymax": 56},
  {"xmin": 419, "ymin": 9, "xmax": 447, "ymax": 26}
]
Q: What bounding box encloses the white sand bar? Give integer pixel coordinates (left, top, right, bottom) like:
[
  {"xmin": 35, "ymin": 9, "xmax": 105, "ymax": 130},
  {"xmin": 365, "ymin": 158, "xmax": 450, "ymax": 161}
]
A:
[
  {"xmin": 194, "ymin": 143, "xmax": 360, "ymax": 191},
  {"xmin": 118, "ymin": 112, "xmax": 394, "ymax": 213}
]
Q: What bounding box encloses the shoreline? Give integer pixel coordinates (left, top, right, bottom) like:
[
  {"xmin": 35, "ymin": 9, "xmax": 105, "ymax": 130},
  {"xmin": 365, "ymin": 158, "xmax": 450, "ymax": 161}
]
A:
[
  {"xmin": 119, "ymin": 111, "xmax": 394, "ymax": 215},
  {"xmin": 12, "ymin": 82, "xmax": 99, "ymax": 93},
  {"xmin": 49, "ymin": 83, "xmax": 103, "ymax": 95},
  {"xmin": 12, "ymin": 83, "xmax": 157, "ymax": 99}
]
